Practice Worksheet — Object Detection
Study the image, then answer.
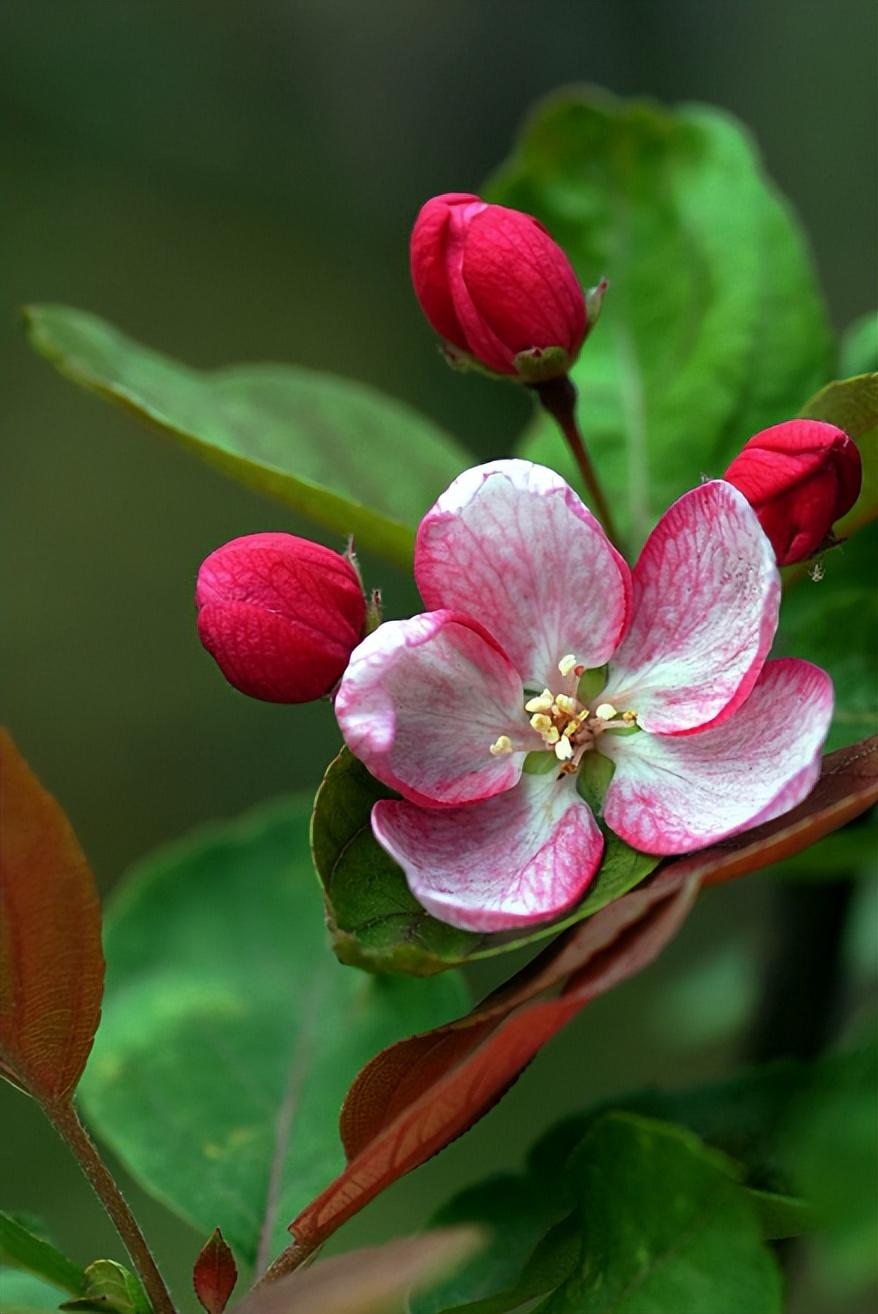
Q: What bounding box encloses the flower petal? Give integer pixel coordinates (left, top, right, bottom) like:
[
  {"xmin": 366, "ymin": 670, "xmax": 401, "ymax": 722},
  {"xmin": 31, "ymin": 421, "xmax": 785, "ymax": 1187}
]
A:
[
  {"xmin": 601, "ymin": 480, "xmax": 780, "ymax": 733},
  {"xmin": 601, "ymin": 658, "xmax": 833, "ymax": 854},
  {"xmin": 335, "ymin": 609, "xmax": 538, "ymax": 807},
  {"xmin": 372, "ymin": 770, "xmax": 604, "ymax": 932},
  {"xmin": 416, "ymin": 460, "xmax": 631, "ymax": 690}
]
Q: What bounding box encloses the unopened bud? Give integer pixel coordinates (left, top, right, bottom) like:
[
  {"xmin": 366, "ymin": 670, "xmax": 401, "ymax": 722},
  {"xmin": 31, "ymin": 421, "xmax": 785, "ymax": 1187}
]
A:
[
  {"xmin": 410, "ymin": 192, "xmax": 599, "ymax": 381},
  {"xmin": 195, "ymin": 533, "xmax": 366, "ymax": 702},
  {"xmin": 724, "ymin": 419, "xmax": 862, "ymax": 565}
]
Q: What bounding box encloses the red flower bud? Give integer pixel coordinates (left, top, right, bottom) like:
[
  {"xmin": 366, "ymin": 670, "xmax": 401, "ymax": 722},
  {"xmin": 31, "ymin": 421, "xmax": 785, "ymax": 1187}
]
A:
[
  {"xmin": 195, "ymin": 533, "xmax": 365, "ymax": 702},
  {"xmin": 724, "ymin": 419, "xmax": 862, "ymax": 565},
  {"xmin": 410, "ymin": 192, "xmax": 598, "ymax": 381}
]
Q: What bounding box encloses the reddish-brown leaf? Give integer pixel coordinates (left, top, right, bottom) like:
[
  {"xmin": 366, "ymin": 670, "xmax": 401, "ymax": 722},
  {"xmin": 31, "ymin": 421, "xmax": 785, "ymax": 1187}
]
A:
[
  {"xmin": 234, "ymin": 1229, "xmax": 480, "ymax": 1314},
  {"xmin": 194, "ymin": 1229, "xmax": 238, "ymax": 1314},
  {"xmin": 0, "ymin": 729, "xmax": 104, "ymax": 1102},
  {"xmin": 291, "ymin": 736, "xmax": 878, "ymax": 1249}
]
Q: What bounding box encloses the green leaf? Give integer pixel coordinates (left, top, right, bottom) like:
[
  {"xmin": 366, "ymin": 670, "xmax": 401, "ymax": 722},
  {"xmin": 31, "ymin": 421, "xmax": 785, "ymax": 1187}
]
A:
[
  {"xmin": 78, "ymin": 796, "xmax": 468, "ymax": 1268},
  {"xmin": 538, "ymin": 1113, "xmax": 782, "ymax": 1314},
  {"xmin": 800, "ymin": 370, "xmax": 878, "ymax": 543},
  {"xmin": 22, "ymin": 305, "xmax": 472, "ymax": 569},
  {"xmin": 411, "ymin": 1175, "xmax": 576, "ymax": 1314},
  {"xmin": 747, "ymin": 1189, "xmax": 816, "ymax": 1241},
  {"xmin": 1, "ymin": 1269, "xmax": 67, "ymax": 1312},
  {"xmin": 59, "ymin": 1261, "xmax": 149, "ymax": 1314},
  {"xmin": 527, "ymin": 1061, "xmax": 807, "ymax": 1195},
  {"xmin": 774, "ymin": 523, "xmax": 878, "ymax": 751},
  {"xmin": 495, "ymin": 90, "xmax": 831, "ymax": 547},
  {"xmin": 782, "ymin": 1040, "xmax": 878, "ymax": 1290},
  {"xmin": 311, "ymin": 749, "xmax": 659, "ymax": 975},
  {"xmin": 774, "ymin": 374, "xmax": 878, "ymax": 749},
  {"xmin": 0, "ymin": 1215, "xmax": 84, "ymax": 1297},
  {"xmin": 417, "ymin": 1102, "xmax": 792, "ymax": 1314},
  {"xmin": 839, "ymin": 312, "xmax": 878, "ymax": 378}
]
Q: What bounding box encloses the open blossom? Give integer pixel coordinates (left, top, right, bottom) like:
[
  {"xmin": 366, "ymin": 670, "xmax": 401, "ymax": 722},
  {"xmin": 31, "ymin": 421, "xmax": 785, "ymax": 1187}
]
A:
[{"xmin": 335, "ymin": 462, "xmax": 833, "ymax": 932}]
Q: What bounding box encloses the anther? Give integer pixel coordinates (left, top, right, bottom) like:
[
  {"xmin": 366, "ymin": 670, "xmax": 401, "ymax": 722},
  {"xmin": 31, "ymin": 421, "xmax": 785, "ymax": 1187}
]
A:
[
  {"xmin": 558, "ymin": 654, "xmax": 578, "ymax": 677},
  {"xmin": 525, "ymin": 689, "xmax": 554, "ymax": 713},
  {"xmin": 595, "ymin": 703, "xmax": 618, "ymax": 721},
  {"xmin": 554, "ymin": 737, "xmax": 574, "ymax": 762},
  {"xmin": 490, "ymin": 735, "xmax": 513, "ymax": 756}
]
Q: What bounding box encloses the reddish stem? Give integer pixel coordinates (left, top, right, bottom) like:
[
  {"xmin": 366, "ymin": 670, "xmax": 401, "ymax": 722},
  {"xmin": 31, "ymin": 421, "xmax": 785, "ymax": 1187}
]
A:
[
  {"xmin": 48, "ymin": 1099, "xmax": 177, "ymax": 1314},
  {"xmin": 533, "ymin": 375, "xmax": 624, "ymax": 553}
]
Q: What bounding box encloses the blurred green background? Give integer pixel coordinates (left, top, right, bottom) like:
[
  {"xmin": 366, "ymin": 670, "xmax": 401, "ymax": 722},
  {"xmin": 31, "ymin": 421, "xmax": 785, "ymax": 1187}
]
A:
[{"xmin": 2, "ymin": 1, "xmax": 876, "ymax": 1310}]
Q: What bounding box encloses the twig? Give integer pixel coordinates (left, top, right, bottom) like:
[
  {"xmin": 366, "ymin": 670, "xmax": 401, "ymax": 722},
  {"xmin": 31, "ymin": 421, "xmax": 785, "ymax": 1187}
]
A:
[
  {"xmin": 47, "ymin": 1099, "xmax": 177, "ymax": 1314},
  {"xmin": 251, "ymin": 1237, "xmax": 319, "ymax": 1292}
]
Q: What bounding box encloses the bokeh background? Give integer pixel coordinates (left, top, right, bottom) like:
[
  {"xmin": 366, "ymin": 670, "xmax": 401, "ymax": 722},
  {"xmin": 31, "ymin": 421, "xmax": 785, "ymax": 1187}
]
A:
[{"xmin": 2, "ymin": 1, "xmax": 876, "ymax": 1310}]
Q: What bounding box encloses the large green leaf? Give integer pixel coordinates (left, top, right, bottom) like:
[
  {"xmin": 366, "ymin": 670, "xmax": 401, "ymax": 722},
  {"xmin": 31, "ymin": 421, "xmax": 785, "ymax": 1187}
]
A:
[
  {"xmin": 839, "ymin": 312, "xmax": 877, "ymax": 377},
  {"xmin": 538, "ymin": 1114, "xmax": 782, "ymax": 1313},
  {"xmin": 23, "ymin": 305, "xmax": 472, "ymax": 568},
  {"xmin": 311, "ymin": 749, "xmax": 658, "ymax": 975},
  {"xmin": 78, "ymin": 797, "xmax": 468, "ymax": 1270},
  {"xmin": 498, "ymin": 91, "xmax": 832, "ymax": 548},
  {"xmin": 411, "ymin": 1175, "xmax": 577, "ymax": 1314},
  {"xmin": 415, "ymin": 1095, "xmax": 794, "ymax": 1314}
]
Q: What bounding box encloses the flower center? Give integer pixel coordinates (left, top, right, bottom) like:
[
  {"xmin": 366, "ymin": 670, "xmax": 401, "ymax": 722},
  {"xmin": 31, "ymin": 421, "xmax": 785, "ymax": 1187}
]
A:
[{"xmin": 489, "ymin": 653, "xmax": 637, "ymax": 773}]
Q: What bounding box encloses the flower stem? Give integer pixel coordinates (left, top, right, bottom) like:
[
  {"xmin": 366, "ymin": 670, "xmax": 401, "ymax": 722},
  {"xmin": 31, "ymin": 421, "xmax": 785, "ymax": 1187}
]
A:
[
  {"xmin": 47, "ymin": 1099, "xmax": 177, "ymax": 1314},
  {"xmin": 532, "ymin": 376, "xmax": 623, "ymax": 553}
]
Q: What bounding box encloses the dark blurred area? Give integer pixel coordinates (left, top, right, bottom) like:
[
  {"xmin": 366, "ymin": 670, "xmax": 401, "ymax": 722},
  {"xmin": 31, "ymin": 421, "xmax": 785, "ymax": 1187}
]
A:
[{"xmin": 2, "ymin": 1, "xmax": 876, "ymax": 1308}]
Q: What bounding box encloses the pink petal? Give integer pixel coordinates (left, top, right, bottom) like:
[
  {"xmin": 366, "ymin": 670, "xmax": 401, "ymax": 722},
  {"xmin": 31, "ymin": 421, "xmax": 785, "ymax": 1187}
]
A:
[
  {"xmin": 335, "ymin": 609, "xmax": 539, "ymax": 807},
  {"xmin": 416, "ymin": 460, "xmax": 632, "ymax": 690},
  {"xmin": 372, "ymin": 770, "xmax": 604, "ymax": 932},
  {"xmin": 601, "ymin": 658, "xmax": 833, "ymax": 854},
  {"xmin": 601, "ymin": 481, "xmax": 780, "ymax": 734}
]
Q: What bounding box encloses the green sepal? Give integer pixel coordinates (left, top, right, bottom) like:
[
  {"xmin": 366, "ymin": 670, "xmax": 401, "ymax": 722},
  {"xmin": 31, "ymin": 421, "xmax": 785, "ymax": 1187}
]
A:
[
  {"xmin": 576, "ymin": 750, "xmax": 615, "ymax": 814},
  {"xmin": 576, "ymin": 665, "xmax": 607, "ymax": 704},
  {"xmin": 522, "ymin": 750, "xmax": 558, "ymax": 775},
  {"xmin": 513, "ymin": 345, "xmax": 571, "ymax": 383}
]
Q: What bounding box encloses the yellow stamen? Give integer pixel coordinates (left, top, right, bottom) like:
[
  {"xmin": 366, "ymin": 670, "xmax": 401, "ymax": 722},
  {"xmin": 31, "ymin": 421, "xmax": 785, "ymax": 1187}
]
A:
[
  {"xmin": 530, "ymin": 712, "xmax": 552, "ymax": 734},
  {"xmin": 524, "ymin": 689, "xmax": 554, "ymax": 714},
  {"xmin": 555, "ymin": 736, "xmax": 574, "ymax": 762},
  {"xmin": 489, "ymin": 735, "xmax": 513, "ymax": 756},
  {"xmin": 595, "ymin": 703, "xmax": 618, "ymax": 721},
  {"xmin": 622, "ymin": 709, "xmax": 638, "ymax": 722},
  {"xmin": 558, "ymin": 653, "xmax": 578, "ymax": 677},
  {"xmin": 555, "ymin": 693, "xmax": 576, "ymax": 715}
]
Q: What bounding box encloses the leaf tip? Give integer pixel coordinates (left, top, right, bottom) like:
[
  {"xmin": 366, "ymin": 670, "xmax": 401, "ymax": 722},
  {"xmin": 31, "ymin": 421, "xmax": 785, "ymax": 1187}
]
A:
[{"xmin": 193, "ymin": 1228, "xmax": 237, "ymax": 1314}]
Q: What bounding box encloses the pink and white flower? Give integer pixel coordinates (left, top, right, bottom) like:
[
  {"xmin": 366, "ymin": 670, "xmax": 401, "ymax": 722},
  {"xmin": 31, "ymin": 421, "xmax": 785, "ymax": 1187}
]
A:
[{"xmin": 335, "ymin": 461, "xmax": 833, "ymax": 933}]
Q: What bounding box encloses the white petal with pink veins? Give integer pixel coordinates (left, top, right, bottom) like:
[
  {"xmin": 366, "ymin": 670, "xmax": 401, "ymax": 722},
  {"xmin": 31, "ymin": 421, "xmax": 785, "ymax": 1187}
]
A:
[
  {"xmin": 335, "ymin": 609, "xmax": 539, "ymax": 808},
  {"xmin": 372, "ymin": 769, "xmax": 604, "ymax": 932},
  {"xmin": 601, "ymin": 481, "xmax": 780, "ymax": 734},
  {"xmin": 416, "ymin": 460, "xmax": 631, "ymax": 690},
  {"xmin": 601, "ymin": 659, "xmax": 833, "ymax": 854}
]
